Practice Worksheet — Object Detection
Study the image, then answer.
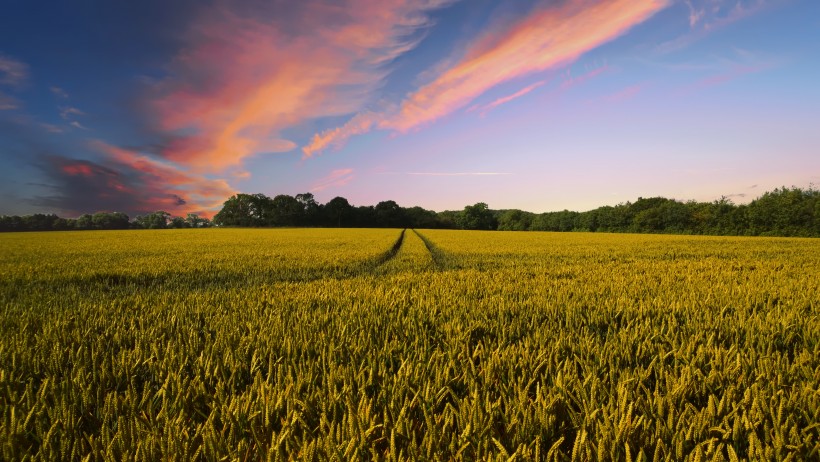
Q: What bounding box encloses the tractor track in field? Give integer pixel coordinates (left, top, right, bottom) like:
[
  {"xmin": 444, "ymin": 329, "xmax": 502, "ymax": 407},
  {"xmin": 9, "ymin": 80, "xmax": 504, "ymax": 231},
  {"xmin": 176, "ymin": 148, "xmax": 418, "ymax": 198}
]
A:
[
  {"xmin": 411, "ymin": 229, "xmax": 449, "ymax": 270},
  {"xmin": 370, "ymin": 228, "xmax": 406, "ymax": 269},
  {"xmin": 38, "ymin": 228, "xmax": 418, "ymax": 293}
]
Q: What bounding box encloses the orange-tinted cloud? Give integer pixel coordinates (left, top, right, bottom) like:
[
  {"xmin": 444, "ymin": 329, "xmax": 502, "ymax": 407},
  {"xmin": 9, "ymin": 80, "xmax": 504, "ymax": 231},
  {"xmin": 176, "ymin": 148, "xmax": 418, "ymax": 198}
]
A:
[
  {"xmin": 61, "ymin": 163, "xmax": 94, "ymax": 176},
  {"xmin": 303, "ymin": 0, "xmax": 666, "ymax": 155},
  {"xmin": 92, "ymin": 141, "xmax": 237, "ymax": 217},
  {"xmin": 383, "ymin": 0, "xmax": 667, "ymax": 132},
  {"xmin": 302, "ymin": 111, "xmax": 379, "ymax": 158},
  {"xmin": 153, "ymin": 0, "xmax": 452, "ymax": 172},
  {"xmin": 311, "ymin": 168, "xmax": 355, "ymax": 192}
]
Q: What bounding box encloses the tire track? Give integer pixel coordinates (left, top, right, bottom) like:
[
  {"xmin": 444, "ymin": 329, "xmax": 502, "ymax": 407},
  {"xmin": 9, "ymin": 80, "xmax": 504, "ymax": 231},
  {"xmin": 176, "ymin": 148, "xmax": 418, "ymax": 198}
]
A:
[
  {"xmin": 411, "ymin": 229, "xmax": 450, "ymax": 270},
  {"xmin": 370, "ymin": 228, "xmax": 406, "ymax": 269}
]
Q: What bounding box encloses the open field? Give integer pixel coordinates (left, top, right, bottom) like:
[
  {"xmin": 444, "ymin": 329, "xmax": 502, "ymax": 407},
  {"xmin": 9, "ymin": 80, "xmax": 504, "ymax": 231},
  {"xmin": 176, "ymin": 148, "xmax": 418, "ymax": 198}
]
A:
[{"xmin": 1, "ymin": 229, "xmax": 818, "ymax": 460}]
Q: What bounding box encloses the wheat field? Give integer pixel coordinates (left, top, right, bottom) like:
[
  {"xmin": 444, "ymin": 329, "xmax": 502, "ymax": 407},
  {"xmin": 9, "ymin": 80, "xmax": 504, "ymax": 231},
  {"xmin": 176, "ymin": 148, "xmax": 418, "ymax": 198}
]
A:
[{"xmin": 1, "ymin": 229, "xmax": 818, "ymax": 460}]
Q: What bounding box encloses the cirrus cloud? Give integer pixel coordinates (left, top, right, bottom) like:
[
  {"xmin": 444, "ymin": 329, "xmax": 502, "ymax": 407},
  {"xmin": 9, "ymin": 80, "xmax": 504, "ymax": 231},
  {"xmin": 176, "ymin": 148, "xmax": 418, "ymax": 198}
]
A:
[
  {"xmin": 151, "ymin": 0, "xmax": 454, "ymax": 172},
  {"xmin": 303, "ymin": 0, "xmax": 668, "ymax": 156}
]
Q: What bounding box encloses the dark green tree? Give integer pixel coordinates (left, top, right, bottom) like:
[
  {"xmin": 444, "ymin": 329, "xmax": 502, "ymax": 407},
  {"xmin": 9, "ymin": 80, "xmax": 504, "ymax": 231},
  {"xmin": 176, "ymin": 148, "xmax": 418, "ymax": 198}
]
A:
[
  {"xmin": 458, "ymin": 202, "xmax": 497, "ymax": 230},
  {"xmin": 497, "ymin": 209, "xmax": 533, "ymax": 231},
  {"xmin": 323, "ymin": 197, "xmax": 353, "ymax": 227},
  {"xmin": 375, "ymin": 200, "xmax": 407, "ymax": 228}
]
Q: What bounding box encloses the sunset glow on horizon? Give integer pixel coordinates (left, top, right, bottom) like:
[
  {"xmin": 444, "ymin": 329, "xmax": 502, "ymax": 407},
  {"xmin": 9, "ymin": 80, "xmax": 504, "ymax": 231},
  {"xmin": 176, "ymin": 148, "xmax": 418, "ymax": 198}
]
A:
[{"xmin": 1, "ymin": 0, "xmax": 818, "ymax": 218}]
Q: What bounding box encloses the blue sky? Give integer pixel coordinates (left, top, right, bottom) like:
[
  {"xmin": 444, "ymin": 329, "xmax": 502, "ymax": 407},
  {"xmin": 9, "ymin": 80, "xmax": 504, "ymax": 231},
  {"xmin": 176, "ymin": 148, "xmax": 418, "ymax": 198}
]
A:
[{"xmin": 1, "ymin": 0, "xmax": 818, "ymax": 217}]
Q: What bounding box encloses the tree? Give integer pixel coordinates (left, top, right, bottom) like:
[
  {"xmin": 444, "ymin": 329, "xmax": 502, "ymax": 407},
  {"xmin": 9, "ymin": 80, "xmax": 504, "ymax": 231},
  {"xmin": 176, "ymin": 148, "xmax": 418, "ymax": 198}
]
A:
[
  {"xmin": 213, "ymin": 193, "xmax": 273, "ymax": 227},
  {"xmin": 168, "ymin": 216, "xmax": 188, "ymax": 228},
  {"xmin": 458, "ymin": 202, "xmax": 497, "ymax": 230},
  {"xmin": 747, "ymin": 186, "xmax": 818, "ymax": 236},
  {"xmin": 375, "ymin": 200, "xmax": 407, "ymax": 228},
  {"xmin": 270, "ymin": 194, "xmax": 303, "ymax": 226},
  {"xmin": 75, "ymin": 214, "xmax": 94, "ymax": 230},
  {"xmin": 323, "ymin": 197, "xmax": 353, "ymax": 227},
  {"xmin": 185, "ymin": 213, "xmax": 210, "ymax": 228},
  {"xmin": 134, "ymin": 211, "xmax": 171, "ymax": 229},
  {"xmin": 405, "ymin": 206, "xmax": 439, "ymax": 229},
  {"xmin": 296, "ymin": 193, "xmax": 321, "ymax": 226},
  {"xmin": 497, "ymin": 210, "xmax": 533, "ymax": 231},
  {"xmin": 91, "ymin": 212, "xmax": 129, "ymax": 230}
]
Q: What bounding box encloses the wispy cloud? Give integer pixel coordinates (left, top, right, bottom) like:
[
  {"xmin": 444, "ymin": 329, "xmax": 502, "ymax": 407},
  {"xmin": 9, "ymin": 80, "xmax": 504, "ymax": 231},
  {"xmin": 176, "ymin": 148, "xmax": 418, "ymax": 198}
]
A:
[
  {"xmin": 559, "ymin": 64, "xmax": 609, "ymax": 91},
  {"xmin": 303, "ymin": 0, "xmax": 667, "ymax": 156},
  {"xmin": 59, "ymin": 106, "xmax": 85, "ymax": 120},
  {"xmin": 0, "ymin": 54, "xmax": 28, "ymax": 111},
  {"xmin": 40, "ymin": 123, "xmax": 64, "ymax": 134},
  {"xmin": 0, "ymin": 92, "xmax": 19, "ymax": 110},
  {"xmin": 657, "ymin": 0, "xmax": 775, "ymax": 54},
  {"xmin": 381, "ymin": 0, "xmax": 667, "ymax": 132},
  {"xmin": 50, "ymin": 86, "xmax": 69, "ymax": 98},
  {"xmin": 303, "ymin": 111, "xmax": 380, "ymax": 158},
  {"xmin": 676, "ymin": 48, "xmax": 778, "ymax": 95},
  {"xmin": 311, "ymin": 168, "xmax": 355, "ymax": 192},
  {"xmin": 470, "ymin": 80, "xmax": 547, "ymax": 115},
  {"xmin": 405, "ymin": 171, "xmax": 512, "ymax": 176},
  {"xmin": 601, "ymin": 83, "xmax": 643, "ymax": 104},
  {"xmin": 90, "ymin": 141, "xmax": 236, "ymax": 216},
  {"xmin": 151, "ymin": 0, "xmax": 454, "ymax": 172},
  {"xmin": 69, "ymin": 121, "xmax": 89, "ymax": 130},
  {"xmin": 0, "ymin": 54, "xmax": 28, "ymax": 87}
]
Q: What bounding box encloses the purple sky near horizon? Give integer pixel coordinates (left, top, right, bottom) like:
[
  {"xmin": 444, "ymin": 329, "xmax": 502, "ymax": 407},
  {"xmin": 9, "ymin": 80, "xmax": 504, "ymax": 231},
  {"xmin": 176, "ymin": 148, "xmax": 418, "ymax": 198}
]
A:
[{"xmin": 0, "ymin": 0, "xmax": 818, "ymax": 218}]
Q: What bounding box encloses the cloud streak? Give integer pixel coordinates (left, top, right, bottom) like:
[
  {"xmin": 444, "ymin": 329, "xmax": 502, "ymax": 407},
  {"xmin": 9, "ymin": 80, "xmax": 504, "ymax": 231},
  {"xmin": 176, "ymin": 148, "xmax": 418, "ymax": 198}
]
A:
[
  {"xmin": 303, "ymin": 111, "xmax": 380, "ymax": 158},
  {"xmin": 33, "ymin": 140, "xmax": 236, "ymax": 218},
  {"xmin": 657, "ymin": 0, "xmax": 774, "ymax": 54},
  {"xmin": 470, "ymin": 80, "xmax": 547, "ymax": 115},
  {"xmin": 0, "ymin": 54, "xmax": 28, "ymax": 87},
  {"xmin": 405, "ymin": 172, "xmax": 512, "ymax": 176},
  {"xmin": 311, "ymin": 168, "xmax": 355, "ymax": 192},
  {"xmin": 382, "ymin": 0, "xmax": 667, "ymax": 132},
  {"xmin": 151, "ymin": 0, "xmax": 453, "ymax": 172},
  {"xmin": 304, "ymin": 0, "xmax": 667, "ymax": 155}
]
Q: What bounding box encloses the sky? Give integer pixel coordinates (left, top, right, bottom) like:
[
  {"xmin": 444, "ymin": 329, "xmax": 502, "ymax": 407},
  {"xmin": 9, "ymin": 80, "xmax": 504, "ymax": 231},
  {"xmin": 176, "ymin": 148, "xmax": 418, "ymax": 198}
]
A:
[{"xmin": 1, "ymin": 0, "xmax": 818, "ymax": 218}]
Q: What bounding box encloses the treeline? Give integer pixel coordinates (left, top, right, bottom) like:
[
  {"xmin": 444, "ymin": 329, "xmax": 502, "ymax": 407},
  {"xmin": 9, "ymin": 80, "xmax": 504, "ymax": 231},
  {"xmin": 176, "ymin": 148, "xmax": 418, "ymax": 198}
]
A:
[
  {"xmin": 0, "ymin": 211, "xmax": 211, "ymax": 232},
  {"xmin": 2, "ymin": 186, "xmax": 818, "ymax": 236},
  {"xmin": 211, "ymin": 187, "xmax": 819, "ymax": 237},
  {"xmin": 496, "ymin": 186, "xmax": 819, "ymax": 237}
]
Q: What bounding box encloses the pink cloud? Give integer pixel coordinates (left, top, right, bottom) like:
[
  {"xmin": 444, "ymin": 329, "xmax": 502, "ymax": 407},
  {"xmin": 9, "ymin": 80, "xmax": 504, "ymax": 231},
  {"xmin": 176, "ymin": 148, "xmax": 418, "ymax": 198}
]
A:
[
  {"xmin": 92, "ymin": 141, "xmax": 237, "ymax": 217},
  {"xmin": 674, "ymin": 53, "xmax": 775, "ymax": 97},
  {"xmin": 311, "ymin": 168, "xmax": 355, "ymax": 192},
  {"xmin": 381, "ymin": 0, "xmax": 668, "ymax": 132},
  {"xmin": 302, "ymin": 0, "xmax": 667, "ymax": 155},
  {"xmin": 302, "ymin": 111, "xmax": 379, "ymax": 158},
  {"xmin": 405, "ymin": 172, "xmax": 512, "ymax": 176},
  {"xmin": 61, "ymin": 163, "xmax": 95, "ymax": 177},
  {"xmin": 152, "ymin": 0, "xmax": 452, "ymax": 172},
  {"xmin": 471, "ymin": 80, "xmax": 547, "ymax": 115},
  {"xmin": 559, "ymin": 65, "xmax": 610, "ymax": 91}
]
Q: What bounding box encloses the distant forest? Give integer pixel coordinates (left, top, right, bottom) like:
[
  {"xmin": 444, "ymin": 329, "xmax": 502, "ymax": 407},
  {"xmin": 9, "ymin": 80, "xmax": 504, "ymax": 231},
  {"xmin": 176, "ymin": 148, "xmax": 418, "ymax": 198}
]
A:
[{"xmin": 1, "ymin": 186, "xmax": 818, "ymax": 237}]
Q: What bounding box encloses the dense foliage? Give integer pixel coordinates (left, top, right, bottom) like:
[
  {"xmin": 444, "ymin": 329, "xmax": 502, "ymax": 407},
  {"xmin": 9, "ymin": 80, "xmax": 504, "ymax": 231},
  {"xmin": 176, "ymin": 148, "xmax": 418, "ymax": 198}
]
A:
[
  {"xmin": 1, "ymin": 229, "xmax": 818, "ymax": 460},
  {"xmin": 498, "ymin": 187, "xmax": 820, "ymax": 237},
  {"xmin": 2, "ymin": 186, "xmax": 818, "ymax": 237},
  {"xmin": 0, "ymin": 211, "xmax": 211, "ymax": 232}
]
